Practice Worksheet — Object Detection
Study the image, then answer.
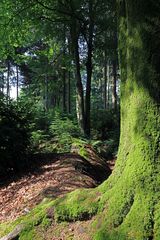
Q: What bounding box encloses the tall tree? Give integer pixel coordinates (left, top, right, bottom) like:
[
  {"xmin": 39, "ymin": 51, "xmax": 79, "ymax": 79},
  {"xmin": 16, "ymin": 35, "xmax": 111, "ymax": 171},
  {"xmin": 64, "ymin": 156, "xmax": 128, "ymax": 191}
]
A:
[{"xmin": 93, "ymin": 0, "xmax": 160, "ymax": 238}]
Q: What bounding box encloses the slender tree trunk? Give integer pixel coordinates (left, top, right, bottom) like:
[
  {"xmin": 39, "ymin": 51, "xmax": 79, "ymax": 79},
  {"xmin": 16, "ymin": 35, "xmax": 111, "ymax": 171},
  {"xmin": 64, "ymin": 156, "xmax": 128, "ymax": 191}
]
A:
[
  {"xmin": 6, "ymin": 60, "xmax": 10, "ymax": 103},
  {"xmin": 67, "ymin": 34, "xmax": 72, "ymax": 114},
  {"xmin": 62, "ymin": 27, "xmax": 67, "ymax": 113},
  {"xmin": 104, "ymin": 49, "xmax": 107, "ymax": 109},
  {"xmin": 112, "ymin": 59, "xmax": 117, "ymax": 110},
  {"xmin": 71, "ymin": 20, "xmax": 85, "ymax": 133},
  {"xmin": 75, "ymin": 40, "xmax": 85, "ymax": 133},
  {"xmin": 107, "ymin": 61, "xmax": 110, "ymax": 108},
  {"xmin": 100, "ymin": 76, "xmax": 103, "ymax": 106},
  {"xmin": 84, "ymin": 0, "xmax": 94, "ymax": 137},
  {"xmin": 2, "ymin": 73, "xmax": 4, "ymax": 94},
  {"xmin": 44, "ymin": 74, "xmax": 49, "ymax": 111},
  {"xmin": 68, "ymin": 71, "xmax": 71, "ymax": 114},
  {"xmin": 16, "ymin": 65, "xmax": 19, "ymax": 100},
  {"xmin": 62, "ymin": 68, "xmax": 67, "ymax": 113}
]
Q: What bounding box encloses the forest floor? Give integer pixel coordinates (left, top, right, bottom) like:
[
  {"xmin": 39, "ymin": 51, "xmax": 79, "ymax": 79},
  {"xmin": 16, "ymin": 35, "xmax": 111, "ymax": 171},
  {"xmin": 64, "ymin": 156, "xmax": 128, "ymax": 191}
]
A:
[
  {"xmin": 0, "ymin": 147, "xmax": 114, "ymax": 223},
  {"xmin": 0, "ymin": 147, "xmax": 115, "ymax": 239}
]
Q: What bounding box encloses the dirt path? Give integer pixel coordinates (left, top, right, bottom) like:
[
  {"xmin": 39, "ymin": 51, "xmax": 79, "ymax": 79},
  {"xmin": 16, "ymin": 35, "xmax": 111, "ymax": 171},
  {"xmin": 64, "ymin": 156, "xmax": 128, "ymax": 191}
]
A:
[{"xmin": 0, "ymin": 151, "xmax": 115, "ymax": 223}]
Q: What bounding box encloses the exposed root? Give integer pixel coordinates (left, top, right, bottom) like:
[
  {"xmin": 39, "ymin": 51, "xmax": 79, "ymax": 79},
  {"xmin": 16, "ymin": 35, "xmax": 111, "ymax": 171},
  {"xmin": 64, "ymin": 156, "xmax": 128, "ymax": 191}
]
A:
[{"xmin": 0, "ymin": 224, "xmax": 25, "ymax": 240}]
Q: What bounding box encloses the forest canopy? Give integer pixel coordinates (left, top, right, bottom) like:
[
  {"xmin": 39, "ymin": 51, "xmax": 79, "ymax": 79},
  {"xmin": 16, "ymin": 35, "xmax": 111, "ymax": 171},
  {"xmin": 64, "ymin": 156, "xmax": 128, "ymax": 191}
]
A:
[{"xmin": 0, "ymin": 0, "xmax": 119, "ymax": 173}]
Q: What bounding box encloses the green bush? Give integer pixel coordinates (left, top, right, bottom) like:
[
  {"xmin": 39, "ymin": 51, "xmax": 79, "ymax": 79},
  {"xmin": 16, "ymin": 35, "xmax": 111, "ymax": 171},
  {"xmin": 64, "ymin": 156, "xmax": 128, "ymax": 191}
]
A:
[
  {"xmin": 90, "ymin": 109, "xmax": 120, "ymax": 159},
  {"xmin": 92, "ymin": 139, "xmax": 118, "ymax": 159},
  {"xmin": 49, "ymin": 112, "xmax": 81, "ymax": 152},
  {"xmin": 0, "ymin": 98, "xmax": 31, "ymax": 173},
  {"xmin": 91, "ymin": 109, "xmax": 120, "ymax": 140}
]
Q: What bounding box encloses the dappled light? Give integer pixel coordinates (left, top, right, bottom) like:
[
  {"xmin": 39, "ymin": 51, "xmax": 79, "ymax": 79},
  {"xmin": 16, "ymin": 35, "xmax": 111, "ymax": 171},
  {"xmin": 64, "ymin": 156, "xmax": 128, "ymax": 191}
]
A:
[{"xmin": 0, "ymin": 152, "xmax": 114, "ymax": 223}]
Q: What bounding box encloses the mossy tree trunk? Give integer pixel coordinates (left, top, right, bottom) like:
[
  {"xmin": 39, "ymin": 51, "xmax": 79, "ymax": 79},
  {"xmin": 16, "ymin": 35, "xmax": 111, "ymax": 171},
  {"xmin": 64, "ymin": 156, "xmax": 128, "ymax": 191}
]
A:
[{"xmin": 94, "ymin": 0, "xmax": 160, "ymax": 239}]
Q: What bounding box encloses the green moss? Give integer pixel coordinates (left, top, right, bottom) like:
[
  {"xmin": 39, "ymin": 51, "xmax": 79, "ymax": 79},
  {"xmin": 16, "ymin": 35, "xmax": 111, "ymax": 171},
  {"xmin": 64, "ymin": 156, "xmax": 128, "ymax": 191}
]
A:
[
  {"xmin": 54, "ymin": 189, "xmax": 101, "ymax": 222},
  {"xmin": 19, "ymin": 228, "xmax": 36, "ymax": 240},
  {"xmin": 94, "ymin": 230, "xmax": 127, "ymax": 240},
  {"xmin": 0, "ymin": 188, "xmax": 101, "ymax": 239},
  {"xmin": 0, "ymin": 200, "xmax": 55, "ymax": 238},
  {"xmin": 0, "ymin": 222, "xmax": 16, "ymax": 237},
  {"xmin": 41, "ymin": 217, "xmax": 52, "ymax": 228}
]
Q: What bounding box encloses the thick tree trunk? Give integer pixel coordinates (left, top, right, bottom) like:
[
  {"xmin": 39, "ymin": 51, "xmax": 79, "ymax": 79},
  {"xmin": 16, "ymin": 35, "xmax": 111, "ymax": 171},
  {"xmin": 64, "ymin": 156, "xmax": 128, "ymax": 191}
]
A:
[{"xmin": 93, "ymin": 1, "xmax": 160, "ymax": 239}]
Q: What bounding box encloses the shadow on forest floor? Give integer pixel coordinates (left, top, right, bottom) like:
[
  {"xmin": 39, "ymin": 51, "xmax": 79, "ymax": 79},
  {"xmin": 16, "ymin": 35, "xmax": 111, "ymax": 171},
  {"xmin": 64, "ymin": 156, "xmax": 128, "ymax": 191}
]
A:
[{"xmin": 0, "ymin": 150, "xmax": 115, "ymax": 222}]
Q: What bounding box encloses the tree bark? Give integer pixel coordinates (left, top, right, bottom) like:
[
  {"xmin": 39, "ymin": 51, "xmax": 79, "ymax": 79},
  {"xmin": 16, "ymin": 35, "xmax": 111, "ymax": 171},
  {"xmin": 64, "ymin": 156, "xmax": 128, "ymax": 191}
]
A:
[
  {"xmin": 84, "ymin": 0, "xmax": 94, "ymax": 137},
  {"xmin": 6, "ymin": 60, "xmax": 10, "ymax": 103},
  {"xmin": 1, "ymin": 73, "xmax": 4, "ymax": 94},
  {"xmin": 62, "ymin": 68, "xmax": 67, "ymax": 113},
  {"xmin": 94, "ymin": 0, "xmax": 160, "ymax": 238},
  {"xmin": 104, "ymin": 49, "xmax": 108, "ymax": 109},
  {"xmin": 68, "ymin": 71, "xmax": 71, "ymax": 114},
  {"xmin": 16, "ymin": 65, "xmax": 19, "ymax": 100},
  {"xmin": 107, "ymin": 61, "xmax": 110, "ymax": 108},
  {"xmin": 0, "ymin": 224, "xmax": 25, "ymax": 240},
  {"xmin": 62, "ymin": 27, "xmax": 67, "ymax": 113},
  {"xmin": 112, "ymin": 59, "xmax": 117, "ymax": 110},
  {"xmin": 71, "ymin": 20, "xmax": 85, "ymax": 134},
  {"xmin": 45, "ymin": 75, "xmax": 49, "ymax": 112},
  {"xmin": 67, "ymin": 35, "xmax": 72, "ymax": 114}
]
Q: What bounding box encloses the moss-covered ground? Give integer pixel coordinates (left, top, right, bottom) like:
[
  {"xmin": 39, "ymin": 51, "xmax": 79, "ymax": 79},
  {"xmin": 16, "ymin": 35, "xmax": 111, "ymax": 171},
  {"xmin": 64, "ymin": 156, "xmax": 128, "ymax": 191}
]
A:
[{"xmin": 1, "ymin": 162, "xmax": 160, "ymax": 240}]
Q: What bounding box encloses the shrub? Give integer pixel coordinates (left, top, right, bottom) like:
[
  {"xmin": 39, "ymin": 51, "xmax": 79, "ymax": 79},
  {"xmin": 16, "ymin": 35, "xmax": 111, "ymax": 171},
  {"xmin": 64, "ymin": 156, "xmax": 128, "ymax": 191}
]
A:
[
  {"xmin": 91, "ymin": 109, "xmax": 120, "ymax": 140},
  {"xmin": 0, "ymin": 99, "xmax": 31, "ymax": 173},
  {"xmin": 92, "ymin": 139, "xmax": 118, "ymax": 159},
  {"xmin": 49, "ymin": 112, "xmax": 81, "ymax": 152}
]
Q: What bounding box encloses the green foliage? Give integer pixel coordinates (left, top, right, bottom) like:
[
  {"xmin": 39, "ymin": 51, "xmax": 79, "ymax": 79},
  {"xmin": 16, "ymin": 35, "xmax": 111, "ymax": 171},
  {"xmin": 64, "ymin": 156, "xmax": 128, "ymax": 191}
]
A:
[
  {"xmin": 0, "ymin": 98, "xmax": 31, "ymax": 173},
  {"xmin": 19, "ymin": 91, "xmax": 51, "ymax": 131},
  {"xmin": 49, "ymin": 112, "xmax": 81, "ymax": 153},
  {"xmin": 91, "ymin": 109, "xmax": 120, "ymax": 140},
  {"xmin": 31, "ymin": 130, "xmax": 49, "ymax": 151},
  {"xmin": 71, "ymin": 138, "xmax": 89, "ymax": 159},
  {"xmin": 92, "ymin": 139, "xmax": 118, "ymax": 159},
  {"xmin": 90, "ymin": 109, "xmax": 120, "ymax": 158},
  {"xmin": 29, "ymin": 110, "xmax": 83, "ymax": 154}
]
